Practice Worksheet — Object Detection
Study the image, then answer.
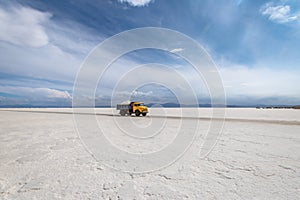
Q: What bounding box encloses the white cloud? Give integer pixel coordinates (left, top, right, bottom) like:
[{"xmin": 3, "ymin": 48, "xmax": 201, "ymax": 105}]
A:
[
  {"xmin": 0, "ymin": 42, "xmax": 81, "ymax": 82},
  {"xmin": 38, "ymin": 88, "xmax": 71, "ymax": 99},
  {"xmin": 0, "ymin": 86, "xmax": 72, "ymax": 103},
  {"xmin": 0, "ymin": 5, "xmax": 52, "ymax": 47},
  {"xmin": 118, "ymin": 0, "xmax": 153, "ymax": 7},
  {"xmin": 46, "ymin": 18, "xmax": 102, "ymax": 55},
  {"xmin": 219, "ymin": 65, "xmax": 300, "ymax": 100},
  {"xmin": 0, "ymin": 4, "xmax": 102, "ymax": 83},
  {"xmin": 261, "ymin": 4, "xmax": 298, "ymax": 23},
  {"xmin": 71, "ymin": 48, "xmax": 300, "ymax": 106},
  {"xmin": 170, "ymin": 48, "xmax": 184, "ymax": 53},
  {"xmin": 133, "ymin": 90, "xmax": 153, "ymax": 96},
  {"xmin": 0, "ymin": 86, "xmax": 71, "ymax": 100}
]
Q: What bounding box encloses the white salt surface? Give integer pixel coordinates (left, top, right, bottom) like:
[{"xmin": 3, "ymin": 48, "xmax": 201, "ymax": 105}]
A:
[
  {"xmin": 7, "ymin": 107, "xmax": 300, "ymax": 122},
  {"xmin": 0, "ymin": 108, "xmax": 299, "ymax": 199}
]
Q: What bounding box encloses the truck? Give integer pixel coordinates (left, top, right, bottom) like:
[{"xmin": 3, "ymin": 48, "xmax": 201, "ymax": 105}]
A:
[{"xmin": 116, "ymin": 101, "xmax": 148, "ymax": 116}]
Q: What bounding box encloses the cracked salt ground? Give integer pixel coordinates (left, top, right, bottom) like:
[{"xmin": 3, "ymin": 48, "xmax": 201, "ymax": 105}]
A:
[{"xmin": 0, "ymin": 108, "xmax": 299, "ymax": 199}]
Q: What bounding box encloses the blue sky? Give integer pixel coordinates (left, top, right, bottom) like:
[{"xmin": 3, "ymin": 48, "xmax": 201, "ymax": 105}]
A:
[{"xmin": 0, "ymin": 0, "xmax": 300, "ymax": 106}]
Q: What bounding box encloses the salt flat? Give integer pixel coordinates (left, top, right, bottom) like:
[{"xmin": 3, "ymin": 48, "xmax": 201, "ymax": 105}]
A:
[{"xmin": 0, "ymin": 108, "xmax": 299, "ymax": 199}]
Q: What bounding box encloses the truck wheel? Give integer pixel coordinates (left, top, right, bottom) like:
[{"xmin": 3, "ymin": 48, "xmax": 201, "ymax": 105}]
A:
[
  {"xmin": 120, "ymin": 111, "xmax": 125, "ymax": 116},
  {"xmin": 135, "ymin": 110, "xmax": 140, "ymax": 116},
  {"xmin": 142, "ymin": 113, "xmax": 147, "ymax": 116}
]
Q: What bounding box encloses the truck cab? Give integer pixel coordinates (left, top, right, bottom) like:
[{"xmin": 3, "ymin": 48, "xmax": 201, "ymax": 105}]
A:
[
  {"xmin": 129, "ymin": 102, "xmax": 148, "ymax": 116},
  {"xmin": 117, "ymin": 101, "xmax": 148, "ymax": 116}
]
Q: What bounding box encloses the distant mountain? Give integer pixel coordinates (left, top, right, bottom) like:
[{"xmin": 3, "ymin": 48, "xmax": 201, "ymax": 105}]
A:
[{"xmin": 1, "ymin": 103, "xmax": 299, "ymax": 109}]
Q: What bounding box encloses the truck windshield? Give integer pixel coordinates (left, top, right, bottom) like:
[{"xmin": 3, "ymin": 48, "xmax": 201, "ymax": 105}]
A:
[{"xmin": 135, "ymin": 103, "xmax": 144, "ymax": 106}]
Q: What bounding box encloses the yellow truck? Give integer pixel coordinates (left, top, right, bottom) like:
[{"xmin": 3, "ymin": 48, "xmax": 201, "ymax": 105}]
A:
[{"xmin": 117, "ymin": 101, "xmax": 148, "ymax": 116}]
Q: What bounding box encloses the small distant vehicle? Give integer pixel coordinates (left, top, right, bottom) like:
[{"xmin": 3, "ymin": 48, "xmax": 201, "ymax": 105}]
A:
[{"xmin": 117, "ymin": 101, "xmax": 148, "ymax": 116}]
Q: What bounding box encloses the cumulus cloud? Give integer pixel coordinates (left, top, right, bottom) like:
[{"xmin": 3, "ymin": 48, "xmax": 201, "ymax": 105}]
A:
[
  {"xmin": 0, "ymin": 86, "xmax": 71, "ymax": 99},
  {"xmin": 260, "ymin": 4, "xmax": 298, "ymax": 23},
  {"xmin": 0, "ymin": 3, "xmax": 101, "ymax": 84},
  {"xmin": 118, "ymin": 0, "xmax": 153, "ymax": 7},
  {"xmin": 0, "ymin": 86, "xmax": 72, "ymax": 106},
  {"xmin": 170, "ymin": 48, "xmax": 184, "ymax": 53},
  {"xmin": 0, "ymin": 5, "xmax": 52, "ymax": 47},
  {"xmin": 38, "ymin": 88, "xmax": 71, "ymax": 99}
]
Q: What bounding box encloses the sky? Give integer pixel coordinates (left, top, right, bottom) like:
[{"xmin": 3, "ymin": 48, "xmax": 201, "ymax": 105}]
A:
[{"xmin": 0, "ymin": 0, "xmax": 300, "ymax": 107}]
